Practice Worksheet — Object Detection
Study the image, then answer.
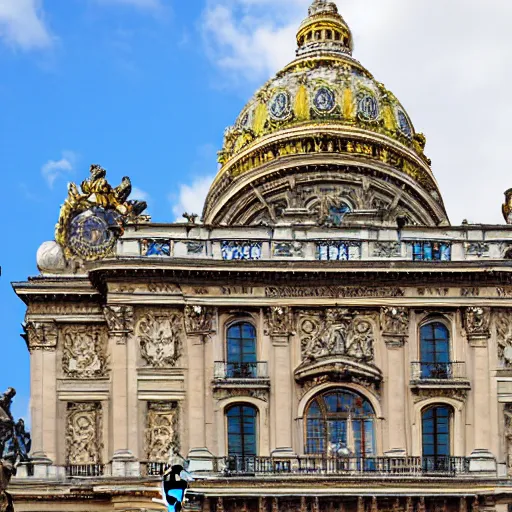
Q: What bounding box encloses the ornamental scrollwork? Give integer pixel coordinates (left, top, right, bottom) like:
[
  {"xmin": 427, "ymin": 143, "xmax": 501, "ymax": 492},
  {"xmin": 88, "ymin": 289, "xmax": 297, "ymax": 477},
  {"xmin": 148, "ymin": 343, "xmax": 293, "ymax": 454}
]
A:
[
  {"xmin": 463, "ymin": 307, "xmax": 491, "ymax": 340},
  {"xmin": 55, "ymin": 164, "xmax": 147, "ymax": 261},
  {"xmin": 137, "ymin": 312, "xmax": 183, "ymax": 368},
  {"xmin": 23, "ymin": 321, "xmax": 58, "ymax": 351},
  {"xmin": 145, "ymin": 402, "xmax": 180, "ymax": 462},
  {"xmin": 265, "ymin": 307, "xmax": 294, "ymax": 338},
  {"xmin": 496, "ymin": 309, "xmax": 512, "ymax": 367},
  {"xmin": 299, "ymin": 309, "xmax": 374, "ymax": 363},
  {"xmin": 103, "ymin": 305, "xmax": 134, "ymax": 343},
  {"xmin": 62, "ymin": 325, "xmax": 108, "ymax": 378},
  {"xmin": 412, "ymin": 388, "xmax": 468, "ymax": 403},
  {"xmin": 66, "ymin": 402, "xmax": 103, "ymax": 465},
  {"xmin": 184, "ymin": 306, "xmax": 216, "ymax": 335}
]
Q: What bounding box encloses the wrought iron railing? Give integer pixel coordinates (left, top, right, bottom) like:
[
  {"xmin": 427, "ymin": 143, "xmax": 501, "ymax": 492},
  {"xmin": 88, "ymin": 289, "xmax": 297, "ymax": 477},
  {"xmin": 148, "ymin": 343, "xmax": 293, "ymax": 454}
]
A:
[
  {"xmin": 214, "ymin": 456, "xmax": 470, "ymax": 476},
  {"xmin": 65, "ymin": 464, "xmax": 105, "ymax": 477},
  {"xmin": 411, "ymin": 362, "xmax": 466, "ymax": 381},
  {"xmin": 141, "ymin": 461, "xmax": 171, "ymax": 477},
  {"xmin": 214, "ymin": 361, "xmax": 269, "ymax": 379}
]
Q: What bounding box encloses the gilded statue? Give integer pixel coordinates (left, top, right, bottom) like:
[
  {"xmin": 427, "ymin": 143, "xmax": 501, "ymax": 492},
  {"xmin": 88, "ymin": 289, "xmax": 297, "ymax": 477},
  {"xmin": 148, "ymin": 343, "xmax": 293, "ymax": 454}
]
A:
[{"xmin": 503, "ymin": 189, "xmax": 512, "ymax": 225}]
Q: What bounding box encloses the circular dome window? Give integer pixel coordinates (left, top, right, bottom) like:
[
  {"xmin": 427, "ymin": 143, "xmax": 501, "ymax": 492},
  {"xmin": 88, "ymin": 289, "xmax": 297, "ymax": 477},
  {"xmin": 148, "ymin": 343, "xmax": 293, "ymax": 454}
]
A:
[
  {"xmin": 397, "ymin": 110, "xmax": 412, "ymax": 137},
  {"xmin": 313, "ymin": 87, "xmax": 336, "ymax": 113},
  {"xmin": 357, "ymin": 93, "xmax": 379, "ymax": 121},
  {"xmin": 269, "ymin": 91, "xmax": 292, "ymax": 121}
]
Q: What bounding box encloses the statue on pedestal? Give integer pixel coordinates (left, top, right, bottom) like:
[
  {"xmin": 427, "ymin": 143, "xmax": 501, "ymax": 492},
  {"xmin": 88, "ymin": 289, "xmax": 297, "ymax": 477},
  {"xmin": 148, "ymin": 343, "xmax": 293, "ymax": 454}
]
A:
[{"xmin": 0, "ymin": 388, "xmax": 31, "ymax": 512}]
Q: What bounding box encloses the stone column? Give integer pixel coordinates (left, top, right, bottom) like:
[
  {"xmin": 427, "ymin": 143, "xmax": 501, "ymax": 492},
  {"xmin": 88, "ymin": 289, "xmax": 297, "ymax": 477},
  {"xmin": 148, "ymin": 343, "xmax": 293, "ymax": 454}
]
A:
[
  {"xmin": 464, "ymin": 307, "xmax": 492, "ymax": 450},
  {"xmin": 104, "ymin": 306, "xmax": 135, "ymax": 458},
  {"xmin": 25, "ymin": 321, "xmax": 58, "ymax": 463},
  {"xmin": 380, "ymin": 307, "xmax": 409, "ymax": 455},
  {"xmin": 267, "ymin": 307, "xmax": 295, "ymax": 457},
  {"xmin": 185, "ymin": 306, "xmax": 216, "ymax": 471}
]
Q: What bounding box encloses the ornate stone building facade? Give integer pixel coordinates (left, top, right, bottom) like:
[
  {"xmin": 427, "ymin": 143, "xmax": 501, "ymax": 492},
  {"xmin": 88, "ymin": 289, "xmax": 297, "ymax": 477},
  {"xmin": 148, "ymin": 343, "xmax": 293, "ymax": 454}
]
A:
[{"xmin": 10, "ymin": 1, "xmax": 512, "ymax": 511}]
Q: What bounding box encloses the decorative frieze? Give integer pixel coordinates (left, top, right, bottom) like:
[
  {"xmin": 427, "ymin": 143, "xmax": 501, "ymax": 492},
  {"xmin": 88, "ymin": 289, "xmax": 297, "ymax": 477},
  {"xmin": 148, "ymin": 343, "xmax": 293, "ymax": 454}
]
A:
[
  {"xmin": 496, "ymin": 309, "xmax": 512, "ymax": 367},
  {"xmin": 23, "ymin": 321, "xmax": 58, "ymax": 351},
  {"xmin": 464, "ymin": 307, "xmax": 491, "ymax": 344},
  {"xmin": 299, "ymin": 309, "xmax": 374, "ymax": 363},
  {"xmin": 137, "ymin": 312, "xmax": 183, "ymax": 368},
  {"xmin": 273, "ymin": 241, "xmax": 305, "ymax": 258},
  {"xmin": 66, "ymin": 402, "xmax": 103, "ymax": 464},
  {"xmin": 465, "ymin": 242, "xmax": 490, "ymax": 258},
  {"xmin": 187, "ymin": 241, "xmax": 205, "ymax": 255},
  {"xmin": 412, "ymin": 388, "xmax": 468, "ymax": 403},
  {"xmin": 380, "ymin": 307, "xmax": 409, "ymax": 347},
  {"xmin": 62, "ymin": 325, "xmax": 108, "ymax": 378},
  {"xmin": 145, "ymin": 402, "xmax": 179, "ymax": 461},
  {"xmin": 372, "ymin": 242, "xmax": 401, "ymax": 258},
  {"xmin": 266, "ymin": 286, "xmax": 404, "ymax": 299},
  {"xmin": 265, "ymin": 306, "xmax": 294, "ymax": 339},
  {"xmin": 213, "ymin": 388, "xmax": 269, "ymax": 402},
  {"xmin": 184, "ymin": 306, "xmax": 216, "ymax": 335}
]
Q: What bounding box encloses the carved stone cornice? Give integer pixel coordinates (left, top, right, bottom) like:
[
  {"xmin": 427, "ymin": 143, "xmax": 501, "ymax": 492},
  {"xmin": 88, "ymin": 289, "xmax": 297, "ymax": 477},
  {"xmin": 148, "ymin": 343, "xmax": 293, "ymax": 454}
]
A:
[
  {"xmin": 23, "ymin": 321, "xmax": 58, "ymax": 352},
  {"xmin": 463, "ymin": 307, "xmax": 491, "ymax": 346},
  {"xmin": 411, "ymin": 386, "xmax": 469, "ymax": 404},
  {"xmin": 103, "ymin": 305, "xmax": 134, "ymax": 345},
  {"xmin": 265, "ymin": 306, "xmax": 294, "ymax": 344},
  {"xmin": 380, "ymin": 307, "xmax": 409, "ymax": 348},
  {"xmin": 184, "ymin": 306, "xmax": 216, "ymax": 337}
]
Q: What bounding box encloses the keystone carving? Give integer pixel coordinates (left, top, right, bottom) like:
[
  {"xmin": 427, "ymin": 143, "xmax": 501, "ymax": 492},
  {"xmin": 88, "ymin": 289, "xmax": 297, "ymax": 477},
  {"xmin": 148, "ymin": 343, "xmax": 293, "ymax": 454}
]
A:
[
  {"xmin": 137, "ymin": 312, "xmax": 183, "ymax": 368},
  {"xmin": 62, "ymin": 325, "xmax": 108, "ymax": 378},
  {"xmin": 66, "ymin": 402, "xmax": 103, "ymax": 464},
  {"xmin": 23, "ymin": 321, "xmax": 58, "ymax": 351}
]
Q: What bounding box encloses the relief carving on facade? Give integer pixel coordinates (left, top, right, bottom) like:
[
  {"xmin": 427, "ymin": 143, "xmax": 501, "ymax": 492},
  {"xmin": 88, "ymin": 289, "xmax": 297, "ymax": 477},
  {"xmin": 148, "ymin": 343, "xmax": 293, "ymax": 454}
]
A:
[
  {"xmin": 23, "ymin": 321, "xmax": 58, "ymax": 351},
  {"xmin": 265, "ymin": 307, "xmax": 294, "ymax": 339},
  {"xmin": 266, "ymin": 286, "xmax": 404, "ymax": 299},
  {"xmin": 464, "ymin": 307, "xmax": 491, "ymax": 341},
  {"xmin": 66, "ymin": 402, "xmax": 103, "ymax": 464},
  {"xmin": 145, "ymin": 402, "xmax": 179, "ymax": 462},
  {"xmin": 62, "ymin": 325, "xmax": 108, "ymax": 378},
  {"xmin": 137, "ymin": 311, "xmax": 183, "ymax": 368},
  {"xmin": 184, "ymin": 306, "xmax": 216, "ymax": 335},
  {"xmin": 372, "ymin": 242, "xmax": 402, "ymax": 258},
  {"xmin": 412, "ymin": 388, "xmax": 468, "ymax": 404},
  {"xmin": 504, "ymin": 404, "xmax": 512, "ymax": 474},
  {"xmin": 497, "ymin": 309, "xmax": 512, "ymax": 367},
  {"xmin": 380, "ymin": 307, "xmax": 409, "ymax": 346},
  {"xmin": 104, "ymin": 305, "xmax": 134, "ymax": 344},
  {"xmin": 299, "ymin": 309, "xmax": 375, "ymax": 363},
  {"xmin": 213, "ymin": 388, "xmax": 269, "ymax": 402}
]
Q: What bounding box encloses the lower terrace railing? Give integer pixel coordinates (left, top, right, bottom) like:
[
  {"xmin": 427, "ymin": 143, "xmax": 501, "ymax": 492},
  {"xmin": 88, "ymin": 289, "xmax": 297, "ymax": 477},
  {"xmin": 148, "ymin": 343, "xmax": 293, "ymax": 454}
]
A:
[
  {"xmin": 215, "ymin": 456, "xmax": 470, "ymax": 476},
  {"xmin": 65, "ymin": 464, "xmax": 105, "ymax": 477}
]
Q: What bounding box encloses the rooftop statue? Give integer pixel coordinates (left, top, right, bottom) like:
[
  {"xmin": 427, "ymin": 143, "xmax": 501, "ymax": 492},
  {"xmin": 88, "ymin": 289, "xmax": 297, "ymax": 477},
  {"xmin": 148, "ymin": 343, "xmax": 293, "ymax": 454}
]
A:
[
  {"xmin": 0, "ymin": 388, "xmax": 31, "ymax": 512},
  {"xmin": 503, "ymin": 188, "xmax": 512, "ymax": 225}
]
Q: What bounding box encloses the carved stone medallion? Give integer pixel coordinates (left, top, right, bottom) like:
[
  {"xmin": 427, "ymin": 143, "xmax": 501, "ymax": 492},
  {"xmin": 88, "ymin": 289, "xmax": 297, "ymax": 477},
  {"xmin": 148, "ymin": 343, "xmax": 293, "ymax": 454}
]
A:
[
  {"xmin": 62, "ymin": 325, "xmax": 108, "ymax": 378},
  {"xmin": 137, "ymin": 312, "xmax": 183, "ymax": 368},
  {"xmin": 299, "ymin": 309, "xmax": 374, "ymax": 363},
  {"xmin": 23, "ymin": 322, "xmax": 58, "ymax": 352},
  {"xmin": 145, "ymin": 402, "xmax": 180, "ymax": 461},
  {"xmin": 66, "ymin": 402, "xmax": 103, "ymax": 464}
]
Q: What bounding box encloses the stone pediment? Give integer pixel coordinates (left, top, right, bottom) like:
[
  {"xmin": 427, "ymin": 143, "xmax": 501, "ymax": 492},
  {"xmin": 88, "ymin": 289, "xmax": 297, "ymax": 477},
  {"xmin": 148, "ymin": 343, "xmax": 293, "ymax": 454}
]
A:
[{"xmin": 294, "ymin": 355, "xmax": 382, "ymax": 384}]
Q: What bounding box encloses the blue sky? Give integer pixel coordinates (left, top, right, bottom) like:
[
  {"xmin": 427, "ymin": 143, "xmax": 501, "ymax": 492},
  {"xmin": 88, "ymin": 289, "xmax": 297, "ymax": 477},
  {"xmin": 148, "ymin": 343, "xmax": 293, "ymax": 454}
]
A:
[{"xmin": 2, "ymin": 0, "xmax": 512, "ymax": 425}]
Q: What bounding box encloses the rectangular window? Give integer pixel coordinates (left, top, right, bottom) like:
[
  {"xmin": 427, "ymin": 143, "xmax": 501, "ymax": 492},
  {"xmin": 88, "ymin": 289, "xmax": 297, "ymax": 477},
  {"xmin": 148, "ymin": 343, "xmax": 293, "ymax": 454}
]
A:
[
  {"xmin": 316, "ymin": 242, "xmax": 361, "ymax": 261},
  {"xmin": 412, "ymin": 242, "xmax": 451, "ymax": 261}
]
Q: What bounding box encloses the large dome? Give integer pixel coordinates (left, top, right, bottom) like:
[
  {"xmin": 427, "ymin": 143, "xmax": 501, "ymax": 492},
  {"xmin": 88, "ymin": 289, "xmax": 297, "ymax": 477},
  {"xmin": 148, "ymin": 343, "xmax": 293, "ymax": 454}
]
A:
[{"xmin": 203, "ymin": 0, "xmax": 449, "ymax": 227}]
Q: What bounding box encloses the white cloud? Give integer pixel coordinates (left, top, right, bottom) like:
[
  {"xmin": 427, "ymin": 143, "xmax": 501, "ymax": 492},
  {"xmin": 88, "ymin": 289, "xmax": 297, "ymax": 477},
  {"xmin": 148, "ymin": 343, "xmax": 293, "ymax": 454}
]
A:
[
  {"xmin": 94, "ymin": 0, "xmax": 163, "ymax": 10},
  {"xmin": 131, "ymin": 186, "xmax": 150, "ymax": 202},
  {"xmin": 171, "ymin": 176, "xmax": 215, "ymax": 222},
  {"xmin": 200, "ymin": 0, "xmax": 512, "ymax": 225},
  {"xmin": 0, "ymin": 0, "xmax": 53, "ymax": 50},
  {"xmin": 41, "ymin": 151, "xmax": 77, "ymax": 188}
]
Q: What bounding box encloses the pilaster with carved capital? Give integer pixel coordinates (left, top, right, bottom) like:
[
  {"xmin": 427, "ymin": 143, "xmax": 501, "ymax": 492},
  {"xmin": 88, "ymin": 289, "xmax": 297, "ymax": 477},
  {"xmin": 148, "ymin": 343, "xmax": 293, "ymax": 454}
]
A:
[
  {"xmin": 380, "ymin": 307, "xmax": 409, "ymax": 348},
  {"xmin": 104, "ymin": 305, "xmax": 134, "ymax": 345},
  {"xmin": 265, "ymin": 306, "xmax": 294, "ymax": 345},
  {"xmin": 23, "ymin": 321, "xmax": 58, "ymax": 352},
  {"xmin": 184, "ymin": 306, "xmax": 217, "ymax": 339},
  {"xmin": 464, "ymin": 307, "xmax": 491, "ymax": 346}
]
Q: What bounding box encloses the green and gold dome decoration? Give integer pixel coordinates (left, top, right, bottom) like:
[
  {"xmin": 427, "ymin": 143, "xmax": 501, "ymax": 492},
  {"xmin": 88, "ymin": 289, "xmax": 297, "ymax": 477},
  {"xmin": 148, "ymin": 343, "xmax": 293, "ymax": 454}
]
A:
[{"xmin": 204, "ymin": 0, "xmax": 447, "ymax": 226}]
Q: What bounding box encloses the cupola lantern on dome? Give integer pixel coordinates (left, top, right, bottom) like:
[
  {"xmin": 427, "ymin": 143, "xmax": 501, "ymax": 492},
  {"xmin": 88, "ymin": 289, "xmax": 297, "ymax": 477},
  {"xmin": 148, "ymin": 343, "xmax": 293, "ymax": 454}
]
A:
[
  {"xmin": 296, "ymin": 0, "xmax": 353, "ymax": 57},
  {"xmin": 204, "ymin": 1, "xmax": 449, "ymax": 228}
]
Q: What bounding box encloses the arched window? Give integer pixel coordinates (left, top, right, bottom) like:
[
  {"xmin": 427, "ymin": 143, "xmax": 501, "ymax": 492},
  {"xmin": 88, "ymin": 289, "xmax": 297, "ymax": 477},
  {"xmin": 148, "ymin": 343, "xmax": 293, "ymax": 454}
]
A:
[
  {"xmin": 305, "ymin": 389, "xmax": 375, "ymax": 457},
  {"xmin": 227, "ymin": 322, "xmax": 257, "ymax": 378},
  {"xmin": 227, "ymin": 405, "xmax": 257, "ymax": 458},
  {"xmin": 420, "ymin": 322, "xmax": 450, "ymax": 379},
  {"xmin": 422, "ymin": 405, "xmax": 452, "ymax": 470}
]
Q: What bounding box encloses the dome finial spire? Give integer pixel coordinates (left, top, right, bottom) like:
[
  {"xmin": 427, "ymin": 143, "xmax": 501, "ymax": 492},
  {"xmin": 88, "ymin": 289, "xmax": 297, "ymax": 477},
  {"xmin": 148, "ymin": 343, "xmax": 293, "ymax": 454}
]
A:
[{"xmin": 297, "ymin": 0, "xmax": 353, "ymax": 57}]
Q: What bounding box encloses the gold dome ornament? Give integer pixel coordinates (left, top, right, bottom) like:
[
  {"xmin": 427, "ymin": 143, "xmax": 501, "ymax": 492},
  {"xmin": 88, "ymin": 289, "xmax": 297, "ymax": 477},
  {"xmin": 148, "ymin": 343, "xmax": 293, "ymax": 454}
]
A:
[
  {"xmin": 203, "ymin": 0, "xmax": 449, "ymax": 228},
  {"xmin": 503, "ymin": 189, "xmax": 512, "ymax": 224}
]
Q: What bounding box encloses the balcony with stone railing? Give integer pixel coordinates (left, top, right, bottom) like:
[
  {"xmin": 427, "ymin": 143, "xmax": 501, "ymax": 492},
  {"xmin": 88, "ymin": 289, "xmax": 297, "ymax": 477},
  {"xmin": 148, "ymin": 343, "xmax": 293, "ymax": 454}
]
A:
[{"xmin": 410, "ymin": 361, "xmax": 471, "ymax": 397}]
